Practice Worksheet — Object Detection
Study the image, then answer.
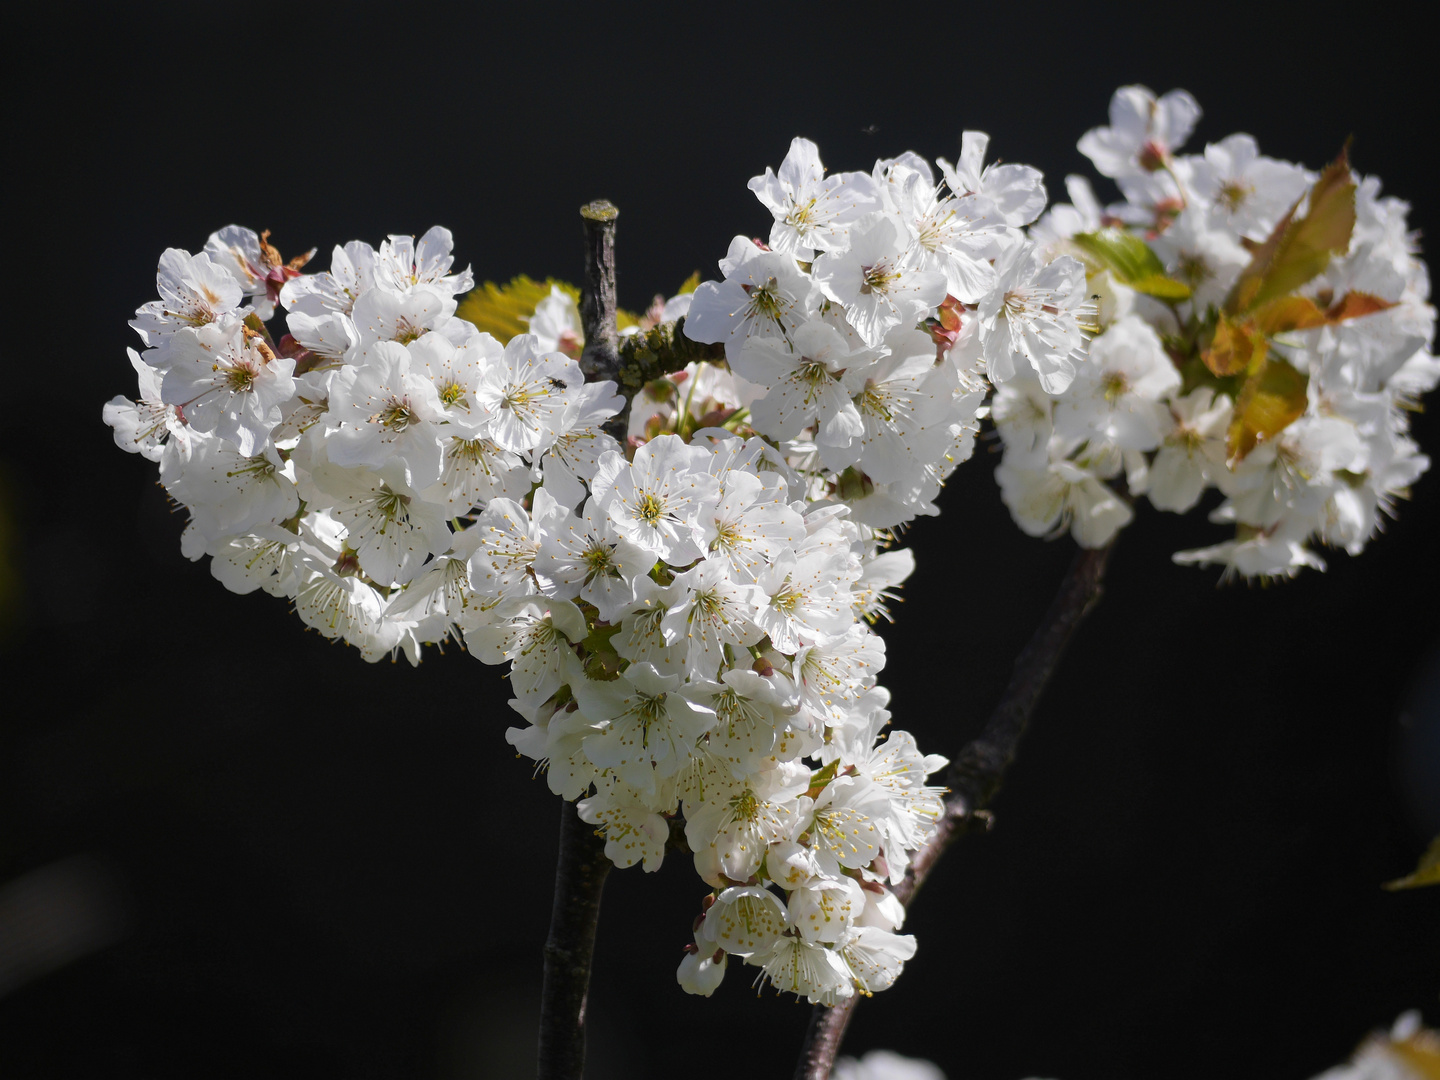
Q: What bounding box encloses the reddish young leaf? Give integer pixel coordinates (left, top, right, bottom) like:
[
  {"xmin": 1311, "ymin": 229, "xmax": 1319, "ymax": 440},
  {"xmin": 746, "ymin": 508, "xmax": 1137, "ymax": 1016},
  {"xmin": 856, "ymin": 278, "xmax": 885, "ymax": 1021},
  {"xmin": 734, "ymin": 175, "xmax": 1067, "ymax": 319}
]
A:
[{"xmin": 1326, "ymin": 290, "xmax": 1397, "ymax": 322}]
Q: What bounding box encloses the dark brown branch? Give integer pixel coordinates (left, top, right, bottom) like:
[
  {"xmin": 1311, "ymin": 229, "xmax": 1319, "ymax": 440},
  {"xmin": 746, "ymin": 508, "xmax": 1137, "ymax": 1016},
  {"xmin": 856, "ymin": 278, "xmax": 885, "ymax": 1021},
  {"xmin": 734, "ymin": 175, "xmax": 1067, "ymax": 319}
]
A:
[
  {"xmin": 535, "ymin": 201, "xmax": 625, "ymax": 1080},
  {"xmin": 578, "ymin": 200, "xmax": 620, "ymax": 388},
  {"xmin": 577, "ymin": 199, "xmax": 725, "ymax": 434},
  {"xmin": 944, "ymin": 543, "xmax": 1113, "ymax": 820},
  {"xmin": 793, "ymin": 542, "xmax": 1115, "ymax": 1080},
  {"xmin": 538, "ymin": 800, "xmax": 612, "ymax": 1080}
]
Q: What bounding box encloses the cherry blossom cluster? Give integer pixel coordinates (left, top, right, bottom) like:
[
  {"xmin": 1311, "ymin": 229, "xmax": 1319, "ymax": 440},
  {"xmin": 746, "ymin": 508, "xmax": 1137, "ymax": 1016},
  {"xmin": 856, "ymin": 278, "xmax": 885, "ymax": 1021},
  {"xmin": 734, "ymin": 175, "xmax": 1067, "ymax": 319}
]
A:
[
  {"xmin": 103, "ymin": 224, "xmax": 644, "ymax": 660},
  {"xmin": 480, "ymin": 133, "xmax": 1095, "ymax": 1000},
  {"xmin": 518, "ymin": 428, "xmax": 951, "ymax": 1003},
  {"xmin": 102, "ymin": 211, "xmax": 962, "ymax": 1002},
  {"xmin": 644, "ymin": 134, "xmax": 1093, "ymax": 531},
  {"xmin": 100, "ymin": 120, "xmax": 1099, "ymax": 1004},
  {"xmin": 1000, "ymin": 85, "xmax": 1438, "ymax": 578},
  {"xmin": 526, "ymin": 135, "xmax": 1090, "ymax": 1001},
  {"xmin": 103, "ymin": 90, "xmax": 1434, "ymax": 1010}
]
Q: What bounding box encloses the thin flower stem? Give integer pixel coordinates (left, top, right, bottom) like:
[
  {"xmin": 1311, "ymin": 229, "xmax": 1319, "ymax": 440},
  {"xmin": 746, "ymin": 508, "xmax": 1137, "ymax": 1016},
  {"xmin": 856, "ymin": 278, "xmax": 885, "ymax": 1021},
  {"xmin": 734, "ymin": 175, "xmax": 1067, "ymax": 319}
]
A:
[
  {"xmin": 538, "ymin": 799, "xmax": 612, "ymax": 1080},
  {"xmin": 792, "ymin": 542, "xmax": 1115, "ymax": 1080}
]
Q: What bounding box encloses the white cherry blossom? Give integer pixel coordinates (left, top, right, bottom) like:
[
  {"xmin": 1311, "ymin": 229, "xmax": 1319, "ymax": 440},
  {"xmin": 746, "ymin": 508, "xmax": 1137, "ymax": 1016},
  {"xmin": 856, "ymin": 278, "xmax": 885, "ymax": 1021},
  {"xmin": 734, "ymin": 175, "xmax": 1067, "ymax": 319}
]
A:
[
  {"xmin": 685, "ymin": 243, "xmax": 819, "ymax": 349},
  {"xmin": 574, "ymin": 662, "xmax": 715, "ymax": 796},
  {"xmin": 748, "ymin": 137, "xmax": 880, "ymax": 259},
  {"xmin": 1187, "ymin": 133, "xmax": 1311, "ymax": 239},
  {"xmin": 129, "ymin": 248, "xmax": 244, "ymax": 350},
  {"xmin": 590, "ymin": 435, "xmax": 719, "ymax": 564},
  {"xmin": 533, "ymin": 497, "xmax": 654, "ymax": 621},
  {"xmin": 326, "ymin": 339, "xmax": 447, "ymax": 488},
  {"xmin": 1077, "ymin": 85, "xmax": 1201, "ymax": 179},
  {"xmin": 160, "ymin": 323, "xmax": 296, "ymax": 455},
  {"xmin": 938, "ymin": 130, "xmax": 1048, "ymax": 227},
  {"xmin": 104, "ymin": 348, "xmax": 189, "ymax": 462},
  {"xmin": 700, "ymin": 885, "xmax": 789, "ymax": 956},
  {"xmin": 812, "ymin": 214, "xmax": 947, "ymax": 348},
  {"xmin": 1053, "ymin": 315, "xmax": 1180, "ymax": 452},
  {"xmin": 371, "ymin": 226, "xmax": 473, "ymax": 298},
  {"xmin": 736, "ymin": 318, "xmax": 873, "ymax": 449},
  {"xmin": 472, "ymin": 333, "xmax": 583, "ymax": 454},
  {"xmin": 979, "ymin": 243, "xmax": 1090, "ymax": 395}
]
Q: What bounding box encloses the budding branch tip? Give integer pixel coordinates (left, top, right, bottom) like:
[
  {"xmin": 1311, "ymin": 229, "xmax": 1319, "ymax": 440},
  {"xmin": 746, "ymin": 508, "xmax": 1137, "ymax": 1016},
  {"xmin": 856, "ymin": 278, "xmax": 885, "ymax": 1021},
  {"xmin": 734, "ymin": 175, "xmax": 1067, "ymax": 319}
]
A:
[{"xmin": 580, "ymin": 200, "xmax": 618, "ymax": 222}]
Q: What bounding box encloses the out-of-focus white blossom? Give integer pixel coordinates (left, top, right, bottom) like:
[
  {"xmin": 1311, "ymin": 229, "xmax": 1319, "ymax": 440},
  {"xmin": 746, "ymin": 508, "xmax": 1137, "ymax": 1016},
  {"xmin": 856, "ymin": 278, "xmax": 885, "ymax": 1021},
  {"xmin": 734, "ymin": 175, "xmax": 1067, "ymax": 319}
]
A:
[{"xmin": 834, "ymin": 1049, "xmax": 947, "ymax": 1080}]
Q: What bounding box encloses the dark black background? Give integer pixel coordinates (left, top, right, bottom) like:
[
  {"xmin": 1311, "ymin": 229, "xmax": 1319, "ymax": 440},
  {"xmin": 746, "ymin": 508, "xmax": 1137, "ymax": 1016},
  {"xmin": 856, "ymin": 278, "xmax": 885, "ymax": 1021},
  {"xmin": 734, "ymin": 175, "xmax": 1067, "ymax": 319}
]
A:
[{"xmin": 3, "ymin": 4, "xmax": 1437, "ymax": 1078}]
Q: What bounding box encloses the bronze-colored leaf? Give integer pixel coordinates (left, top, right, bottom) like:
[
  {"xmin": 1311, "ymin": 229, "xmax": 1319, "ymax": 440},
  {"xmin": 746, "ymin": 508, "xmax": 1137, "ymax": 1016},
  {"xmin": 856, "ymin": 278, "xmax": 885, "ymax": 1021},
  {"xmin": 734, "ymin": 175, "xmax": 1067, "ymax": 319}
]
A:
[
  {"xmin": 1227, "ymin": 203, "xmax": 1299, "ymax": 315},
  {"xmin": 1252, "ymin": 296, "xmax": 1330, "ymax": 336},
  {"xmin": 1327, "ymin": 290, "xmax": 1397, "ymax": 322},
  {"xmin": 1228, "ymin": 148, "xmax": 1356, "ymax": 314},
  {"xmin": 1227, "ymin": 356, "xmax": 1309, "ymax": 462},
  {"xmin": 242, "ymin": 312, "xmax": 278, "ymax": 350},
  {"xmin": 1252, "ymin": 291, "xmax": 1397, "ymax": 336},
  {"xmin": 1390, "ymin": 1030, "xmax": 1440, "ymax": 1080},
  {"xmin": 1202, "ymin": 313, "xmax": 1266, "ymax": 376}
]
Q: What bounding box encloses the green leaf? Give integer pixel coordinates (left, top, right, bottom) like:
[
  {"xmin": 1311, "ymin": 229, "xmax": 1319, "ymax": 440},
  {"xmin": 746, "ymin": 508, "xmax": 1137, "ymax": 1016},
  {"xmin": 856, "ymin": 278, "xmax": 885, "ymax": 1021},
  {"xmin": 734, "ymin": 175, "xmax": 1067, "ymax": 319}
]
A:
[
  {"xmin": 1383, "ymin": 833, "xmax": 1440, "ymax": 891},
  {"xmin": 1070, "ymin": 229, "xmax": 1192, "ymax": 300},
  {"xmin": 580, "ymin": 618, "xmax": 623, "ymax": 658},
  {"xmin": 1127, "ymin": 273, "xmax": 1193, "ymax": 301},
  {"xmin": 676, "ymin": 271, "xmax": 702, "ymax": 295},
  {"xmin": 1228, "ymin": 148, "xmax": 1356, "ymax": 314},
  {"xmin": 455, "ymin": 275, "xmax": 579, "ymax": 343},
  {"xmin": 803, "ymin": 759, "xmax": 841, "ymax": 800},
  {"xmin": 1071, "ymin": 229, "xmax": 1162, "ymax": 280},
  {"xmin": 1227, "ymin": 356, "xmax": 1309, "ymax": 462}
]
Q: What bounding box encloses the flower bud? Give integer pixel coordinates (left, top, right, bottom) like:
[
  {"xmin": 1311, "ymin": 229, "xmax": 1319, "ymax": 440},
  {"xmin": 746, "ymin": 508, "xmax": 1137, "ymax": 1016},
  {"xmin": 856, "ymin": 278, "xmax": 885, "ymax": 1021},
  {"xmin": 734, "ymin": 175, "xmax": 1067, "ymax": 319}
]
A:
[{"xmin": 676, "ymin": 949, "xmax": 726, "ymax": 997}]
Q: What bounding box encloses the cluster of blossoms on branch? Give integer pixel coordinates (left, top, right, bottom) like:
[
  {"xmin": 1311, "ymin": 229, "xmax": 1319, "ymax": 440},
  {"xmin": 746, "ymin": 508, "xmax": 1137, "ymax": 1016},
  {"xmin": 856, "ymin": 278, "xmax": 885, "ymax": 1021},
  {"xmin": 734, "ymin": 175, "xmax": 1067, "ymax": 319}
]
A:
[
  {"xmin": 100, "ymin": 208, "xmax": 964, "ymax": 1001},
  {"xmin": 631, "ymin": 127, "xmax": 1071, "ymax": 530},
  {"xmin": 102, "ymin": 84, "xmax": 1436, "ymax": 1010},
  {"xmin": 1001, "ymin": 86, "xmax": 1438, "ymax": 576}
]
